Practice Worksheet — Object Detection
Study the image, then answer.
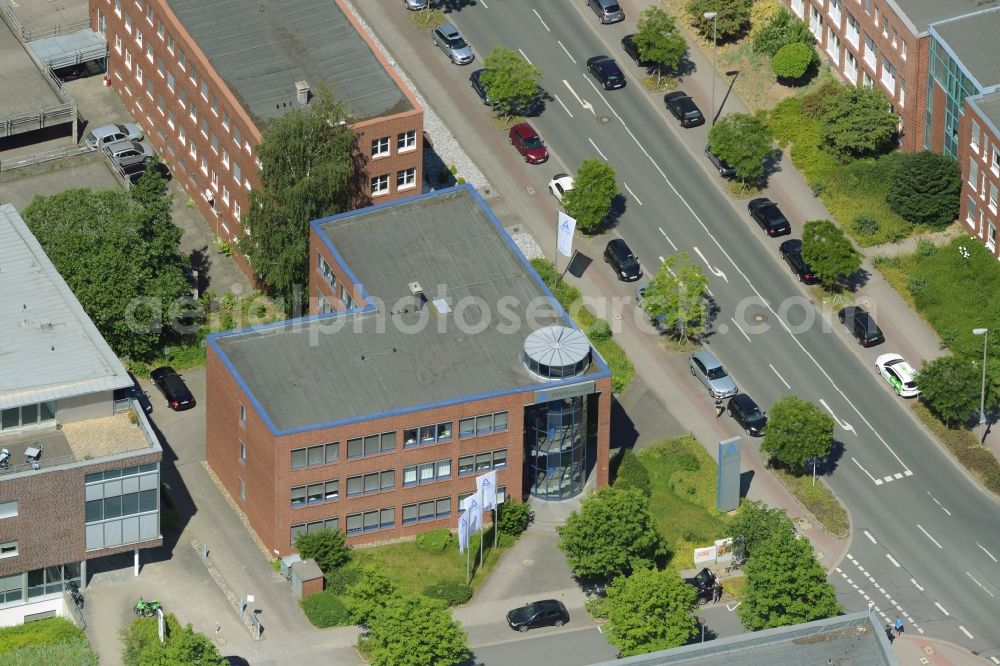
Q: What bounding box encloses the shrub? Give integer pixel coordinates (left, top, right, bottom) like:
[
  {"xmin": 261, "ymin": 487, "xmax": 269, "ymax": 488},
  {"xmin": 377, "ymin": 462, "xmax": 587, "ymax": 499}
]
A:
[
  {"xmin": 416, "ymin": 529, "xmax": 453, "ymax": 554},
  {"xmin": 300, "ymin": 592, "xmax": 353, "ymax": 628},
  {"xmin": 587, "ymin": 318, "xmax": 613, "ymax": 343},
  {"xmin": 771, "ymin": 42, "xmax": 815, "ymax": 82},
  {"xmin": 886, "ymin": 150, "xmax": 962, "ymax": 227},
  {"xmin": 295, "ymin": 528, "xmax": 351, "ymax": 575},
  {"xmin": 0, "ymin": 617, "xmax": 86, "ymax": 651},
  {"xmin": 614, "ymin": 449, "xmax": 651, "ymax": 496},
  {"xmin": 800, "ymin": 80, "xmax": 843, "ymax": 118},
  {"xmin": 497, "ymin": 500, "xmax": 533, "ymax": 537},
  {"xmin": 585, "ymin": 594, "xmax": 608, "ymax": 619},
  {"xmin": 916, "ymin": 238, "xmax": 938, "ymax": 257},
  {"xmin": 852, "ymin": 215, "xmax": 878, "ymax": 236},
  {"xmin": 810, "ymin": 180, "xmax": 827, "ymax": 196},
  {"xmin": 326, "ymin": 562, "xmax": 364, "ymax": 595},
  {"xmin": 422, "ymin": 580, "xmax": 473, "ymax": 606},
  {"xmin": 675, "ymin": 452, "xmax": 701, "ymax": 472},
  {"xmin": 752, "ymin": 8, "xmax": 812, "ymax": 57},
  {"xmin": 749, "ymin": 0, "xmax": 782, "ymax": 38},
  {"xmin": 817, "ymin": 85, "xmax": 899, "ymax": 159}
]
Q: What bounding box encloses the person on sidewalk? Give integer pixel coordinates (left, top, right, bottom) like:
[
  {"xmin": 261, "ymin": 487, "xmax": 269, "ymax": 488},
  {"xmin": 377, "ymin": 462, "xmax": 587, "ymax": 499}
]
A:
[
  {"xmin": 712, "ymin": 580, "xmax": 722, "ymax": 603},
  {"xmin": 715, "ymin": 398, "xmax": 725, "ymax": 418},
  {"xmin": 884, "ymin": 624, "xmax": 895, "ymax": 644},
  {"xmin": 894, "ymin": 615, "xmax": 904, "ymax": 635}
]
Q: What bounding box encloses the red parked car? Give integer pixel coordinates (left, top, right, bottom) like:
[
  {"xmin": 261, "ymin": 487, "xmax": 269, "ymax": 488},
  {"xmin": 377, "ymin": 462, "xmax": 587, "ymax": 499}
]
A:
[{"xmin": 508, "ymin": 122, "xmax": 548, "ymax": 164}]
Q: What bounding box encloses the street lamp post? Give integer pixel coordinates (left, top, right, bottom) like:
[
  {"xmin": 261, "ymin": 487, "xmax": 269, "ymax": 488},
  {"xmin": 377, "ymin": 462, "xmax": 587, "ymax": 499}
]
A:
[
  {"xmin": 973, "ymin": 328, "xmax": 989, "ymax": 443},
  {"xmin": 703, "ymin": 12, "xmax": 718, "ymax": 125}
]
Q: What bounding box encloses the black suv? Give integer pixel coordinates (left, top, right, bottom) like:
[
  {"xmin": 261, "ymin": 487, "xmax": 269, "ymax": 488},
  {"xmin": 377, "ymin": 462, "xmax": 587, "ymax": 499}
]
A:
[
  {"xmin": 778, "ymin": 239, "xmax": 817, "ymax": 284},
  {"xmin": 747, "ymin": 198, "xmax": 791, "ymax": 237},
  {"xmin": 469, "ymin": 68, "xmax": 492, "ymax": 106},
  {"xmin": 604, "ymin": 239, "xmax": 642, "ymax": 281},
  {"xmin": 684, "ymin": 568, "xmax": 717, "ymax": 605},
  {"xmin": 150, "ymin": 366, "xmax": 196, "ymax": 411},
  {"xmin": 728, "ymin": 394, "xmax": 767, "ymax": 436},
  {"xmin": 704, "ymin": 145, "xmax": 737, "ymax": 178},
  {"xmin": 587, "ymin": 56, "xmax": 625, "ymax": 90},
  {"xmin": 506, "ymin": 599, "xmax": 569, "ymax": 632},
  {"xmin": 838, "ymin": 306, "xmax": 885, "ymax": 347},
  {"xmin": 664, "ymin": 91, "xmax": 705, "ymax": 127}
]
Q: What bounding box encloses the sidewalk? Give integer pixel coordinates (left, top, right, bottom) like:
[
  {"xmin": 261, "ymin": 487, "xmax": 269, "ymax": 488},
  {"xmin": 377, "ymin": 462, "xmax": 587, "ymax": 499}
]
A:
[{"xmin": 890, "ymin": 633, "xmax": 993, "ymax": 666}]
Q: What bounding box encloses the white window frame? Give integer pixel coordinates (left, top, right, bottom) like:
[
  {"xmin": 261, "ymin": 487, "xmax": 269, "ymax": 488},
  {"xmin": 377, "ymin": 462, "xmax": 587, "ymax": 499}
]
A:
[
  {"xmin": 0, "ymin": 541, "xmax": 16, "ymax": 559},
  {"xmin": 396, "ymin": 167, "xmax": 416, "ymax": 191},
  {"xmin": 371, "ymin": 174, "xmax": 389, "ymax": 196},
  {"xmin": 371, "ymin": 137, "xmax": 390, "ymax": 158},
  {"xmin": 397, "ymin": 130, "xmax": 417, "ymax": 152}
]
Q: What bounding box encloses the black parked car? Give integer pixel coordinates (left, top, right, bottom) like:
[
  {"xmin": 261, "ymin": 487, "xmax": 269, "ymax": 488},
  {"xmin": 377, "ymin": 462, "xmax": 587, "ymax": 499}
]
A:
[
  {"xmin": 778, "ymin": 239, "xmax": 817, "ymax": 284},
  {"xmin": 838, "ymin": 306, "xmax": 885, "ymax": 347},
  {"xmin": 728, "ymin": 394, "xmax": 767, "ymax": 436},
  {"xmin": 704, "ymin": 144, "xmax": 737, "ymax": 178},
  {"xmin": 587, "ymin": 56, "xmax": 625, "ymax": 90},
  {"xmin": 620, "ymin": 34, "xmax": 645, "ymax": 65},
  {"xmin": 684, "ymin": 568, "xmax": 717, "ymax": 605},
  {"xmin": 506, "ymin": 599, "xmax": 569, "ymax": 632},
  {"xmin": 150, "ymin": 366, "xmax": 196, "ymax": 411},
  {"xmin": 604, "ymin": 238, "xmax": 642, "ymax": 281},
  {"xmin": 664, "ymin": 91, "xmax": 705, "ymax": 127},
  {"xmin": 469, "ymin": 68, "xmax": 492, "ymax": 106},
  {"xmin": 747, "ymin": 198, "xmax": 791, "ymax": 237}
]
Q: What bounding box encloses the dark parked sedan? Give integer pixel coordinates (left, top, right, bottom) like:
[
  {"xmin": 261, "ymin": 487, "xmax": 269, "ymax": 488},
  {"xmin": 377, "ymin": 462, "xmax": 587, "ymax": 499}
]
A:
[
  {"xmin": 778, "ymin": 239, "xmax": 817, "ymax": 284},
  {"xmin": 728, "ymin": 394, "xmax": 767, "ymax": 436},
  {"xmin": 150, "ymin": 366, "xmax": 196, "ymax": 411},
  {"xmin": 747, "ymin": 198, "xmax": 791, "ymax": 237},
  {"xmin": 838, "ymin": 306, "xmax": 885, "ymax": 347},
  {"xmin": 587, "ymin": 56, "xmax": 625, "ymax": 90},
  {"xmin": 704, "ymin": 145, "xmax": 737, "ymax": 178},
  {"xmin": 469, "ymin": 68, "xmax": 492, "ymax": 106},
  {"xmin": 604, "ymin": 238, "xmax": 642, "ymax": 281},
  {"xmin": 620, "ymin": 34, "xmax": 645, "ymax": 65},
  {"xmin": 664, "ymin": 91, "xmax": 705, "ymax": 127},
  {"xmin": 684, "ymin": 568, "xmax": 717, "ymax": 605},
  {"xmin": 506, "ymin": 599, "xmax": 569, "ymax": 632}
]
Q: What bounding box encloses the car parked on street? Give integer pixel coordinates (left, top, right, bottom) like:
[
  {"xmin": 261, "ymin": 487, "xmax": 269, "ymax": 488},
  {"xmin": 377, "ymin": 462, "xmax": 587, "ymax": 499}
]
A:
[
  {"xmin": 634, "ymin": 283, "xmax": 667, "ymax": 330},
  {"xmin": 689, "ymin": 350, "xmax": 738, "ymax": 399},
  {"xmin": 85, "ymin": 122, "xmax": 143, "ymax": 149},
  {"xmin": 403, "ymin": 0, "xmax": 427, "ymax": 9},
  {"xmin": 604, "ymin": 238, "xmax": 642, "ymax": 281},
  {"xmin": 875, "ymin": 353, "xmax": 919, "ymax": 397},
  {"xmin": 838, "ymin": 306, "xmax": 885, "ymax": 347},
  {"xmin": 747, "ymin": 198, "xmax": 791, "ymax": 237},
  {"xmin": 508, "ymin": 122, "xmax": 548, "ymax": 164},
  {"xmin": 586, "ymin": 0, "xmax": 624, "ymax": 24},
  {"xmin": 728, "ymin": 393, "xmax": 767, "ymax": 436},
  {"xmin": 548, "ymin": 174, "xmax": 574, "ymax": 201},
  {"xmin": 664, "ymin": 91, "xmax": 705, "ymax": 127},
  {"xmin": 103, "ymin": 139, "xmax": 154, "ymax": 164},
  {"xmin": 150, "ymin": 366, "xmax": 196, "ymax": 411},
  {"xmin": 704, "ymin": 145, "xmax": 736, "ymax": 178},
  {"xmin": 620, "ymin": 34, "xmax": 646, "ymax": 65},
  {"xmin": 432, "ymin": 23, "xmax": 474, "ymax": 65},
  {"xmin": 469, "ymin": 68, "xmax": 492, "ymax": 105},
  {"xmin": 778, "ymin": 239, "xmax": 817, "ymax": 284},
  {"xmin": 506, "ymin": 599, "xmax": 569, "ymax": 632},
  {"xmin": 684, "ymin": 568, "xmax": 717, "ymax": 605},
  {"xmin": 586, "ymin": 56, "xmax": 625, "ymax": 89}
]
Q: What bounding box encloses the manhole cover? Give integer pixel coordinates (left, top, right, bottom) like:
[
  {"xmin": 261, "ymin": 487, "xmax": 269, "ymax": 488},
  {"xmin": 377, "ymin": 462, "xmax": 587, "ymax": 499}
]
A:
[
  {"xmin": 599, "ymin": 115, "xmax": 611, "ymax": 124},
  {"xmin": 751, "ymin": 313, "xmax": 766, "ymax": 323},
  {"xmin": 526, "ymin": 186, "xmax": 536, "ymax": 195},
  {"xmin": 522, "ymin": 558, "xmax": 535, "ymax": 567}
]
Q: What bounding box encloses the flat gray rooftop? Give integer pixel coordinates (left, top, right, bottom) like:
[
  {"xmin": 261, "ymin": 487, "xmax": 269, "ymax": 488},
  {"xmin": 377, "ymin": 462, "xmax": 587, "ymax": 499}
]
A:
[
  {"xmin": 165, "ymin": 0, "xmax": 412, "ymax": 126},
  {"xmin": 213, "ymin": 188, "xmax": 601, "ymax": 434},
  {"xmin": 971, "ymin": 90, "xmax": 1000, "ymax": 135},
  {"xmin": 0, "ymin": 20, "xmax": 62, "ymax": 120},
  {"xmin": 932, "ymin": 7, "xmax": 1000, "ymax": 89},
  {"xmin": 6, "ymin": 0, "xmax": 89, "ymax": 38},
  {"xmin": 896, "ymin": 0, "xmax": 999, "ymax": 33}
]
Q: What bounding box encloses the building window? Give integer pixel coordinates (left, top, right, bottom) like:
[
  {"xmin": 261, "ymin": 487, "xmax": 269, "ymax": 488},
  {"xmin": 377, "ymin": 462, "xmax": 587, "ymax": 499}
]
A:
[
  {"xmin": 346, "ymin": 431, "xmax": 396, "ymax": 459},
  {"xmin": 0, "ymin": 542, "xmax": 17, "ymax": 559},
  {"xmin": 397, "ymin": 130, "xmax": 416, "ymax": 151},
  {"xmin": 233, "ymin": 163, "xmax": 242, "ymax": 183},
  {"xmin": 135, "ymin": 65, "xmax": 143, "ymax": 84},
  {"xmin": 189, "ymin": 65, "xmax": 197, "ymax": 85},
  {"xmin": 114, "ymin": 34, "xmax": 122, "ymax": 54},
  {"xmin": 200, "ymin": 117, "xmax": 208, "ymax": 137},
  {"xmin": 346, "ymin": 508, "xmax": 395, "ymax": 535},
  {"xmin": 211, "ymin": 133, "xmax": 219, "ymax": 154},
  {"xmin": 403, "ymin": 459, "xmax": 452, "ymax": 486},
  {"xmin": 989, "ymin": 222, "xmax": 997, "ymax": 251},
  {"xmin": 992, "ymin": 148, "xmax": 999, "ymax": 177},
  {"xmin": 459, "ymin": 449, "xmax": 507, "ymax": 476},
  {"xmin": 178, "ymin": 50, "xmax": 186, "ymax": 71},
  {"xmin": 234, "ymin": 202, "xmax": 241, "ymax": 222},
  {"xmin": 200, "ymin": 157, "xmax": 208, "ymax": 176},
  {"xmin": 156, "ymin": 95, "xmax": 165, "ymax": 115},
  {"xmin": 222, "ymin": 111, "xmax": 230, "ymax": 130},
  {"xmin": 145, "ymin": 43, "xmax": 153, "ymax": 62},
  {"xmin": 291, "ymin": 480, "xmax": 339, "ymax": 507},
  {"xmin": 403, "ymin": 422, "xmax": 452, "ymax": 447},
  {"xmin": 290, "ymin": 442, "xmax": 339, "ymax": 469},
  {"xmin": 115, "ymin": 0, "xmax": 122, "ymax": 16},
  {"xmin": 222, "ymin": 149, "xmax": 230, "ymax": 169},
  {"xmin": 318, "ymin": 254, "xmax": 337, "ymax": 288},
  {"xmin": 233, "ymin": 126, "xmax": 241, "ymax": 145},
  {"xmin": 402, "ymin": 498, "xmax": 451, "ymax": 525},
  {"xmin": 968, "ymin": 159, "xmax": 979, "ymax": 190},
  {"xmin": 371, "ymin": 175, "xmax": 389, "ymax": 196},
  {"xmin": 1, "ymin": 401, "xmax": 55, "ymax": 432},
  {"xmin": 967, "ymin": 196, "xmax": 978, "ymax": 227},
  {"xmin": 990, "ymin": 183, "xmax": 998, "ymax": 215},
  {"xmin": 971, "ymin": 121, "xmax": 981, "ymax": 153},
  {"xmin": 167, "ymin": 34, "xmax": 174, "ymax": 53},
  {"xmin": 239, "ymin": 402, "xmax": 246, "ymax": 426},
  {"xmin": 0, "ymin": 501, "xmax": 17, "ymax": 519},
  {"xmin": 459, "ymin": 411, "xmax": 508, "ymax": 438},
  {"xmin": 239, "ymin": 441, "xmax": 247, "ymax": 464},
  {"xmin": 371, "ymin": 137, "xmax": 390, "ymax": 157},
  {"xmin": 201, "ymin": 81, "xmax": 209, "ymax": 101},
  {"xmin": 346, "ymin": 470, "xmax": 395, "ymax": 497},
  {"xmin": 396, "ymin": 168, "xmax": 416, "ymax": 191}
]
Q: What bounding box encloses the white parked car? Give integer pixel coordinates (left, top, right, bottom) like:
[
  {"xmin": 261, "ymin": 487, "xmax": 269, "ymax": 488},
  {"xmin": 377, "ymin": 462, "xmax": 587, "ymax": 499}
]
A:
[
  {"xmin": 547, "ymin": 174, "xmax": 574, "ymax": 202},
  {"xmin": 875, "ymin": 353, "xmax": 920, "ymax": 398}
]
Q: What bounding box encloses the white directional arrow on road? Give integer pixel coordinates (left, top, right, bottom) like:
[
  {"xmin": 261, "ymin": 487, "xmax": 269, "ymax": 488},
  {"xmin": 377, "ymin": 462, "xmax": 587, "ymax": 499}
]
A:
[
  {"xmin": 562, "ymin": 79, "xmax": 594, "ymax": 115},
  {"xmin": 820, "ymin": 398, "xmax": 857, "ymax": 436},
  {"xmin": 692, "ymin": 246, "xmax": 728, "ymax": 283}
]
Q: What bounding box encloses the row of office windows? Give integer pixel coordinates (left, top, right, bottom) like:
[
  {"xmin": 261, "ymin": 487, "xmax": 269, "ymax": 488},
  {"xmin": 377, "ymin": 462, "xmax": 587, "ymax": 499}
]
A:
[
  {"xmin": 0, "ymin": 563, "xmax": 82, "ymax": 608},
  {"xmin": 1, "ymin": 401, "xmax": 55, "ymax": 432}
]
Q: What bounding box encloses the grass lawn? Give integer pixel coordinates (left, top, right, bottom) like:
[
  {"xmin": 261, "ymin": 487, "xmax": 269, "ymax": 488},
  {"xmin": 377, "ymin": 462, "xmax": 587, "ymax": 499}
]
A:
[
  {"xmin": 771, "ymin": 468, "xmax": 849, "ymax": 537},
  {"xmin": 636, "ymin": 435, "xmax": 731, "ymax": 568}
]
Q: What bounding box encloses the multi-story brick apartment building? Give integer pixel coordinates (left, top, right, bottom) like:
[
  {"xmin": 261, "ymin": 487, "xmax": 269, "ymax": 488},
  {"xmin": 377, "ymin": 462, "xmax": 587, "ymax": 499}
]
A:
[
  {"xmin": 204, "ymin": 186, "xmax": 612, "ymax": 555},
  {"xmin": 959, "ymin": 90, "xmax": 1000, "ymax": 257},
  {"xmin": 789, "ymin": 0, "xmax": 1000, "ymax": 259},
  {"xmin": 0, "ymin": 204, "xmax": 163, "ymax": 626},
  {"xmin": 89, "ymin": 0, "xmax": 424, "ymax": 278}
]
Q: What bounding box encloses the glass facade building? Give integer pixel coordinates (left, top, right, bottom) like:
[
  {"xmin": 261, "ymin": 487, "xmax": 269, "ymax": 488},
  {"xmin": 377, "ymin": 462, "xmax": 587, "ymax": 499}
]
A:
[{"xmin": 925, "ymin": 37, "xmax": 978, "ymax": 158}]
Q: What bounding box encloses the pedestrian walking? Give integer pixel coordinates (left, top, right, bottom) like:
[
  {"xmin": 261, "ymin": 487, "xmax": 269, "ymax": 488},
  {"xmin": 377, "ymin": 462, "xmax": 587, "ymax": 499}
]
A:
[
  {"xmin": 715, "ymin": 398, "xmax": 725, "ymax": 418},
  {"xmin": 894, "ymin": 615, "xmax": 904, "ymax": 635},
  {"xmin": 884, "ymin": 624, "xmax": 895, "ymax": 644},
  {"xmin": 713, "ymin": 580, "xmax": 722, "ymax": 603}
]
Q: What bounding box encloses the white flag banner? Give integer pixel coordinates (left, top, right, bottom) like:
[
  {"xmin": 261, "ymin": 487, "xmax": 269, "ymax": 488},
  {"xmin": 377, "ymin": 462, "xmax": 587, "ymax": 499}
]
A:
[
  {"xmin": 477, "ymin": 470, "xmax": 498, "ymax": 512},
  {"xmin": 463, "ymin": 492, "xmax": 483, "ymax": 534},
  {"xmin": 458, "ymin": 512, "xmax": 470, "ymax": 554},
  {"xmin": 557, "ymin": 212, "xmax": 576, "ymax": 258}
]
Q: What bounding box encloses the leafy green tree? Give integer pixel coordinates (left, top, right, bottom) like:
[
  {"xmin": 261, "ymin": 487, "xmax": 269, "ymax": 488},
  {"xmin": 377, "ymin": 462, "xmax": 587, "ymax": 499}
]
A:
[
  {"xmin": 344, "ymin": 566, "xmax": 400, "ymax": 626},
  {"xmin": 886, "ymin": 150, "xmax": 962, "ymax": 226},
  {"xmin": 244, "ymin": 86, "xmax": 357, "ymax": 313},
  {"xmin": 738, "ymin": 530, "xmax": 840, "ymax": 630},
  {"xmin": 916, "ymin": 355, "xmax": 983, "ymax": 427},
  {"xmin": 23, "ymin": 185, "xmax": 190, "ymax": 361},
  {"xmin": 749, "ymin": 0, "xmax": 782, "ymax": 38},
  {"xmin": 562, "ymin": 159, "xmax": 618, "ymax": 234},
  {"xmin": 557, "ymin": 487, "xmax": 666, "ymax": 579},
  {"xmin": 613, "ymin": 449, "xmax": 651, "ymax": 496},
  {"xmin": 817, "ymin": 85, "xmax": 899, "ymax": 159},
  {"xmin": 801, "ymin": 219, "xmax": 861, "ymax": 289},
  {"xmin": 708, "ymin": 113, "xmax": 773, "ymax": 184},
  {"xmin": 364, "ymin": 595, "xmax": 470, "ymax": 666},
  {"xmin": 752, "ymin": 8, "xmax": 813, "ymax": 56},
  {"xmin": 294, "ymin": 527, "xmax": 350, "ymax": 574},
  {"xmin": 726, "ymin": 499, "xmax": 796, "ymax": 558},
  {"xmin": 497, "ymin": 499, "xmax": 533, "ymax": 537},
  {"xmin": 633, "ymin": 6, "xmax": 687, "ymax": 84},
  {"xmin": 121, "ymin": 613, "xmax": 226, "ymax": 666},
  {"xmin": 480, "ymin": 46, "xmax": 543, "ymax": 121},
  {"xmin": 760, "ymin": 396, "xmax": 834, "ymax": 471},
  {"xmin": 642, "ymin": 252, "xmax": 709, "ymax": 341},
  {"xmin": 604, "ymin": 567, "xmax": 698, "ymax": 656},
  {"xmin": 687, "ymin": 0, "xmax": 754, "ymax": 41},
  {"xmin": 771, "ymin": 42, "xmax": 816, "ymax": 82}
]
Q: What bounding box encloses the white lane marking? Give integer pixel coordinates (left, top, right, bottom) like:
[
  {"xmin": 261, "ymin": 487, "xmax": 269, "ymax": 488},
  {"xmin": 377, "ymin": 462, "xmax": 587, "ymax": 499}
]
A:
[
  {"xmin": 910, "ymin": 578, "xmax": 924, "ymax": 591},
  {"xmin": 863, "ymin": 530, "xmax": 877, "ymax": 545},
  {"xmin": 623, "ymin": 182, "xmax": 643, "ymax": 205},
  {"xmin": 552, "ymin": 94, "xmax": 574, "ymax": 118},
  {"xmin": 886, "ymin": 554, "xmax": 900, "ymax": 568},
  {"xmin": 479, "ymin": 0, "xmax": 488, "ymax": 7},
  {"xmin": 819, "ymin": 398, "xmax": 857, "ymax": 436},
  {"xmin": 966, "ymin": 571, "xmax": 996, "ymax": 597},
  {"xmin": 658, "ymin": 227, "xmax": 678, "ymax": 251},
  {"xmin": 904, "ymin": 470, "xmax": 914, "ymax": 476},
  {"xmin": 587, "ymin": 138, "xmax": 607, "ymax": 160},
  {"xmin": 927, "ymin": 491, "xmax": 952, "ymax": 516},
  {"xmin": 730, "ymin": 317, "xmax": 751, "ymax": 343},
  {"xmin": 658, "ymin": 255, "xmax": 664, "ymax": 264},
  {"xmin": 852, "ymin": 457, "xmax": 882, "ymax": 485},
  {"xmin": 960, "ymin": 626, "xmax": 975, "ymax": 640},
  {"xmin": 883, "ymin": 475, "xmax": 894, "ymax": 483},
  {"xmin": 894, "ymin": 472, "xmax": 904, "ymax": 479},
  {"xmin": 692, "ymin": 246, "xmax": 728, "ymax": 283},
  {"xmin": 532, "ymin": 8, "xmax": 550, "ymax": 31},
  {"xmin": 917, "ymin": 524, "xmax": 943, "ymax": 549},
  {"xmin": 726, "ymin": 601, "xmax": 741, "ymax": 611},
  {"xmin": 517, "ymin": 48, "xmax": 534, "ymax": 66},
  {"xmin": 978, "ymin": 543, "xmax": 998, "ymax": 563},
  {"xmin": 934, "ymin": 601, "xmax": 950, "ymax": 616},
  {"xmin": 989, "ymin": 656, "xmax": 1000, "ymax": 664},
  {"xmin": 557, "ymin": 42, "xmax": 576, "ymax": 64},
  {"xmin": 917, "ymin": 627, "xmax": 925, "ymax": 634},
  {"xmin": 769, "ymin": 363, "xmax": 791, "ymax": 389}
]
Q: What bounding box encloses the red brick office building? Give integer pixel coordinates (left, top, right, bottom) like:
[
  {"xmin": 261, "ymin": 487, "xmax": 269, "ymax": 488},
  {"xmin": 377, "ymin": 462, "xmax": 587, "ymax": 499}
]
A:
[
  {"xmin": 205, "ymin": 187, "xmax": 612, "ymax": 555},
  {"xmin": 89, "ymin": 0, "xmax": 424, "ymax": 278}
]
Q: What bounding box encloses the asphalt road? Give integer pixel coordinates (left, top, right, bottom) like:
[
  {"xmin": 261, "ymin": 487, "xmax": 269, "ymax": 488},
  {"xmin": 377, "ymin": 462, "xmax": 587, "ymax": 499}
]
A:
[{"xmin": 364, "ymin": 0, "xmax": 1000, "ymax": 658}]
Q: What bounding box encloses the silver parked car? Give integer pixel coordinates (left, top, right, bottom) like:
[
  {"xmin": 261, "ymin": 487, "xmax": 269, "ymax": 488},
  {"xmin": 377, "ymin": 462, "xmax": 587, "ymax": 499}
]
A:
[
  {"xmin": 85, "ymin": 123, "xmax": 143, "ymax": 149},
  {"xmin": 432, "ymin": 23, "xmax": 474, "ymax": 65},
  {"xmin": 689, "ymin": 350, "xmax": 738, "ymax": 399},
  {"xmin": 104, "ymin": 140, "xmax": 154, "ymax": 164},
  {"xmin": 586, "ymin": 0, "xmax": 625, "ymax": 24},
  {"xmin": 403, "ymin": 0, "xmax": 427, "ymax": 8}
]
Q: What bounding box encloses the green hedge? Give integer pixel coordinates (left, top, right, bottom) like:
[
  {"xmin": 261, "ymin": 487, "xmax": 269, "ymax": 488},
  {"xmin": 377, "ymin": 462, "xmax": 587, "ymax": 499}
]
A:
[
  {"xmin": 422, "ymin": 580, "xmax": 473, "ymax": 606},
  {"xmin": 300, "ymin": 591, "xmax": 353, "ymax": 628},
  {"xmin": 613, "ymin": 449, "xmax": 651, "ymax": 496},
  {"xmin": 416, "ymin": 529, "xmax": 453, "ymax": 554}
]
